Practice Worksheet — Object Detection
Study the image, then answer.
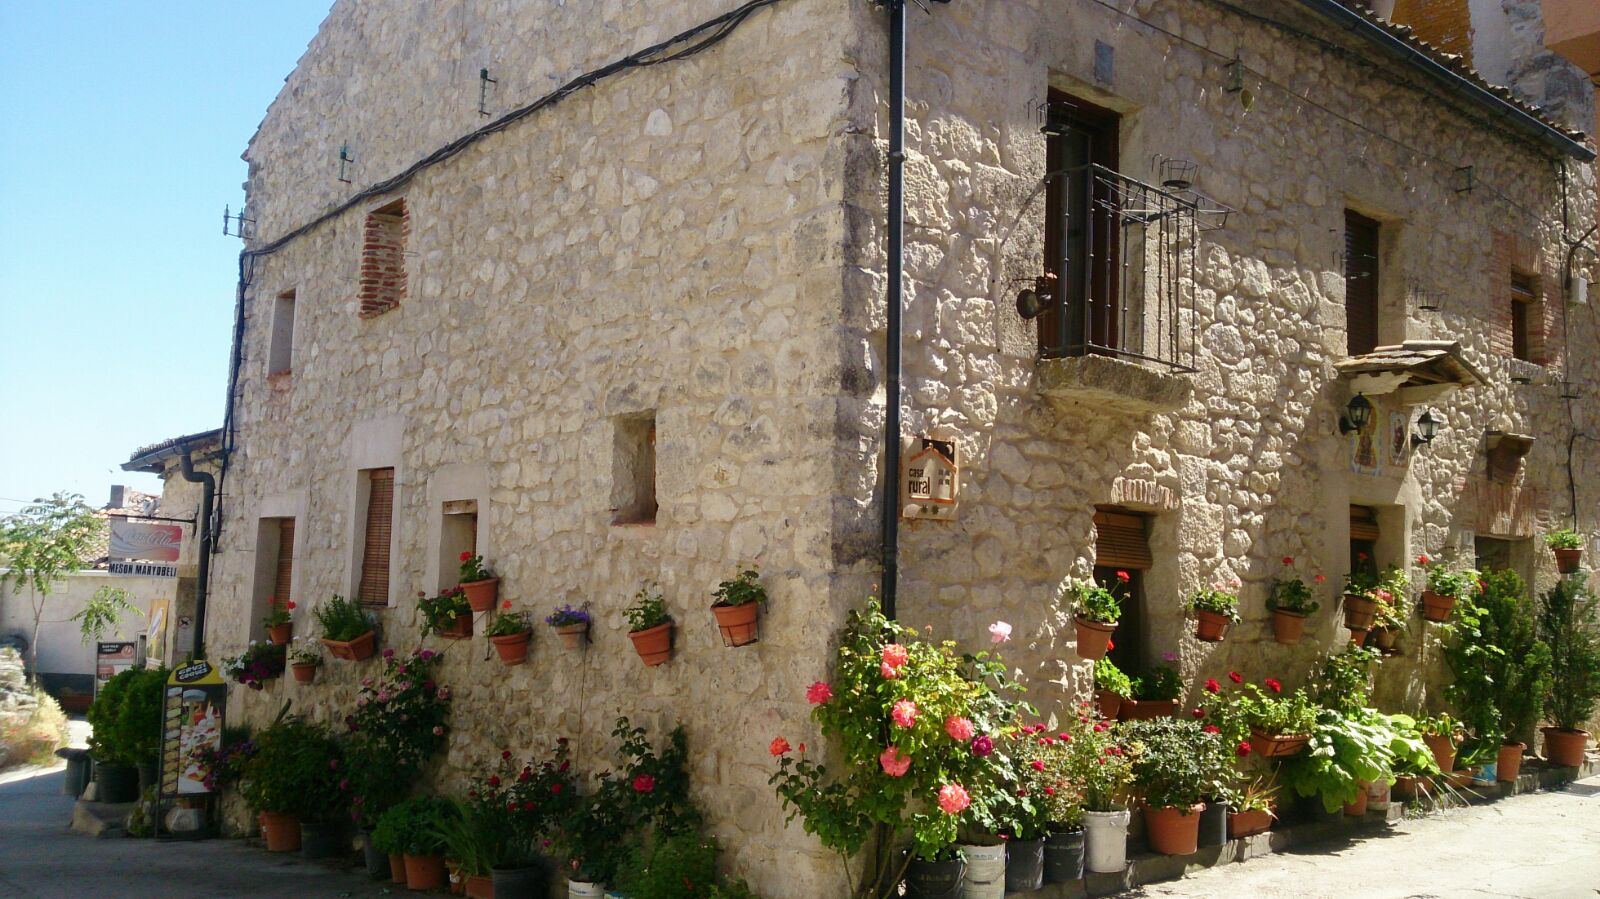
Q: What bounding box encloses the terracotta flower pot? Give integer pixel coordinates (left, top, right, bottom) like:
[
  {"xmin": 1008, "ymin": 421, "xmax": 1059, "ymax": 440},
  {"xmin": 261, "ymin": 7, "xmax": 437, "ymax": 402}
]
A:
[
  {"xmin": 1423, "ymin": 733, "xmax": 1458, "ymax": 775},
  {"xmin": 554, "ymin": 622, "xmax": 588, "ymax": 650},
  {"xmin": 1227, "ymin": 808, "xmax": 1273, "ymax": 839},
  {"xmin": 1420, "ymin": 590, "xmax": 1456, "ymax": 623},
  {"xmin": 1194, "ymin": 609, "xmax": 1231, "ymax": 642},
  {"xmin": 1270, "ymin": 609, "xmax": 1306, "ymax": 645},
  {"xmin": 1096, "ymin": 689, "xmax": 1123, "ymax": 721},
  {"xmin": 1118, "ymin": 698, "xmax": 1179, "ymax": 721},
  {"xmin": 290, "ymin": 663, "xmax": 318, "ymax": 685},
  {"xmin": 1343, "ymin": 782, "xmax": 1369, "ymax": 816},
  {"xmin": 436, "ymin": 614, "xmax": 472, "ymax": 639},
  {"xmin": 489, "ymin": 630, "xmax": 531, "ymax": 666},
  {"xmin": 461, "ymin": 578, "xmax": 500, "ymax": 613},
  {"xmin": 1542, "ymin": 727, "xmax": 1589, "ymax": 766},
  {"xmin": 1348, "ymin": 627, "xmax": 1370, "ymax": 646},
  {"xmin": 464, "ymin": 874, "xmax": 493, "ymax": 898},
  {"xmin": 711, "ymin": 601, "xmax": 760, "ymax": 647},
  {"xmin": 259, "ymin": 811, "xmax": 301, "ymax": 852},
  {"xmin": 404, "ymin": 854, "xmax": 446, "ymax": 891},
  {"xmin": 267, "ymin": 623, "xmax": 292, "ymax": 645},
  {"xmin": 389, "ymin": 853, "xmax": 407, "ymax": 884},
  {"xmin": 322, "ymin": 630, "xmax": 376, "ymax": 661},
  {"xmin": 1342, "ymin": 594, "xmax": 1377, "ymax": 630},
  {"xmin": 1371, "ymin": 627, "xmax": 1397, "ymax": 651},
  {"xmin": 1074, "ymin": 617, "xmax": 1116, "ymax": 660},
  {"xmin": 1554, "ymin": 548, "xmax": 1582, "ymax": 574},
  {"xmin": 1249, "ymin": 729, "xmax": 1311, "ymax": 759},
  {"xmin": 1497, "ymin": 741, "xmax": 1526, "ymax": 782},
  {"xmin": 628, "ymin": 621, "xmax": 674, "ymax": 666},
  {"xmin": 1143, "ymin": 803, "xmax": 1205, "ymax": 855}
]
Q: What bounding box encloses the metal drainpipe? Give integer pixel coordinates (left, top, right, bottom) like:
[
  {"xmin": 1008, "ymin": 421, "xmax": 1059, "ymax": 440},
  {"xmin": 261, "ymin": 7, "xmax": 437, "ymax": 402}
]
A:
[
  {"xmin": 179, "ymin": 446, "xmax": 216, "ymax": 660},
  {"xmin": 881, "ymin": 0, "xmax": 907, "ymax": 620}
]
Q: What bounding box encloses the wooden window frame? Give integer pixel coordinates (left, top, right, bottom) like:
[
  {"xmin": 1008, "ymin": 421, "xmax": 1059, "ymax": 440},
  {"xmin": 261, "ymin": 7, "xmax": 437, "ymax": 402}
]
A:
[
  {"xmin": 1510, "ymin": 271, "xmax": 1535, "ymax": 362},
  {"xmin": 1344, "ymin": 211, "xmax": 1382, "ymax": 356},
  {"xmin": 1042, "ymin": 91, "xmax": 1122, "ymax": 358}
]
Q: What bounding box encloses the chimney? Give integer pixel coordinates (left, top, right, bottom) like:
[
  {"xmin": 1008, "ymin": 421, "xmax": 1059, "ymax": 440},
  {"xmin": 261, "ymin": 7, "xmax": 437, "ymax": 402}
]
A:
[{"xmin": 108, "ymin": 485, "xmax": 127, "ymax": 509}]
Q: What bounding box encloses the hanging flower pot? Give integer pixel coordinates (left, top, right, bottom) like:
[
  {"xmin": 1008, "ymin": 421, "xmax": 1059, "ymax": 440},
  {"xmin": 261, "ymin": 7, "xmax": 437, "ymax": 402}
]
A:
[
  {"xmin": 1143, "ymin": 803, "xmax": 1204, "ymax": 856},
  {"xmin": 489, "ymin": 630, "xmax": 531, "ymax": 667},
  {"xmin": 1420, "ymin": 590, "xmax": 1457, "ymax": 623},
  {"xmin": 1553, "ymin": 548, "xmax": 1582, "ymax": 574},
  {"xmin": 1497, "ymin": 741, "xmax": 1526, "ymax": 782},
  {"xmin": 460, "ymin": 578, "xmax": 500, "ymax": 613},
  {"xmin": 1370, "ymin": 626, "xmax": 1397, "ymax": 651},
  {"xmin": 1348, "ymin": 626, "xmax": 1370, "ymax": 646},
  {"xmin": 711, "ymin": 601, "xmax": 760, "ymax": 647},
  {"xmin": 438, "ymin": 614, "xmax": 472, "ymax": 639},
  {"xmin": 322, "ymin": 630, "xmax": 376, "ymax": 661},
  {"xmin": 1248, "ymin": 728, "xmax": 1311, "ymax": 759},
  {"xmin": 628, "ymin": 622, "xmax": 674, "ymax": 667},
  {"xmin": 1096, "ymin": 689, "xmax": 1123, "ymax": 721},
  {"xmin": 1193, "ymin": 609, "xmax": 1231, "ymax": 642},
  {"xmin": 267, "ymin": 623, "xmax": 292, "ymax": 645},
  {"xmin": 1342, "ymin": 593, "xmax": 1378, "ymax": 629},
  {"xmin": 1073, "ymin": 617, "xmax": 1116, "ymax": 661},
  {"xmin": 290, "ymin": 663, "xmax": 318, "ymax": 685},
  {"xmin": 1542, "ymin": 727, "xmax": 1589, "ymax": 766},
  {"xmin": 1270, "ymin": 609, "xmax": 1307, "ymax": 645},
  {"xmin": 554, "ymin": 622, "xmax": 588, "ymax": 650}
]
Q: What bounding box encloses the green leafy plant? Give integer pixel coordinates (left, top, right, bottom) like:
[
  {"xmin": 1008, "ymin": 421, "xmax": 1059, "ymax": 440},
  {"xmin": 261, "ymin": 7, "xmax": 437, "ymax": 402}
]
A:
[
  {"xmin": 241, "ymin": 716, "xmax": 346, "ymax": 822},
  {"xmin": 1186, "ymin": 583, "xmax": 1241, "ymax": 622},
  {"xmin": 1123, "ymin": 717, "xmax": 1234, "ymax": 810},
  {"xmin": 1443, "ymin": 568, "xmax": 1551, "ymax": 745},
  {"xmin": 0, "ymin": 492, "xmax": 104, "ymax": 679},
  {"xmin": 1233, "ymin": 775, "xmax": 1278, "ymax": 815},
  {"xmin": 1545, "ymin": 528, "xmax": 1583, "ymax": 550},
  {"xmin": 615, "ymin": 832, "xmax": 720, "ymax": 899},
  {"xmin": 347, "ymin": 648, "xmax": 451, "ymax": 769},
  {"xmin": 86, "ymin": 665, "xmax": 167, "ymax": 767},
  {"xmin": 1093, "ymin": 657, "xmax": 1133, "ymax": 700},
  {"xmin": 712, "ymin": 569, "xmax": 765, "ymax": 607},
  {"xmin": 313, "ymin": 594, "xmax": 372, "ymax": 642},
  {"xmin": 1063, "ymin": 572, "xmax": 1127, "ymax": 624},
  {"xmin": 1419, "ymin": 555, "xmax": 1480, "ymax": 599},
  {"xmin": 484, "ymin": 606, "xmax": 531, "ymax": 637},
  {"xmin": 1373, "ymin": 587, "xmax": 1411, "ymax": 631},
  {"xmin": 545, "ymin": 604, "xmax": 591, "ymax": 627},
  {"xmin": 418, "ymin": 587, "xmax": 470, "ymax": 635},
  {"xmin": 1231, "ymin": 681, "xmax": 1318, "ymax": 738},
  {"xmin": 1268, "ymin": 557, "xmax": 1321, "ymax": 615},
  {"xmin": 1280, "ymin": 709, "xmax": 1434, "ymax": 812},
  {"xmin": 1415, "ymin": 713, "xmax": 1461, "ymax": 738},
  {"xmin": 559, "ymin": 719, "xmax": 699, "ymax": 885},
  {"xmin": 1309, "ymin": 645, "xmax": 1380, "ymax": 714},
  {"xmin": 1538, "ymin": 574, "xmax": 1600, "ymax": 731},
  {"xmin": 262, "ymin": 603, "xmax": 292, "ymax": 629},
  {"xmin": 431, "ymin": 798, "xmax": 500, "ymax": 877},
  {"xmin": 459, "ymin": 551, "xmax": 494, "ymax": 583},
  {"xmin": 70, "ymin": 586, "xmax": 143, "ymax": 644},
  {"xmin": 626, "ymin": 582, "xmax": 671, "ymax": 632},
  {"xmin": 373, "ymin": 796, "xmax": 455, "ymax": 856},
  {"xmin": 286, "ymin": 637, "xmax": 322, "ymax": 667},
  {"xmin": 1132, "ymin": 664, "xmax": 1183, "ymax": 701},
  {"xmin": 221, "ymin": 641, "xmax": 286, "ymax": 687},
  {"xmin": 1027, "ymin": 704, "xmax": 1133, "ymax": 829}
]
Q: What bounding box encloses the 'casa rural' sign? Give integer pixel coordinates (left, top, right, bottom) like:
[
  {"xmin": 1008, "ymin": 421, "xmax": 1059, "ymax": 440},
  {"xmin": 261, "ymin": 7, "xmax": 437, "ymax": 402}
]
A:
[{"xmin": 903, "ymin": 438, "xmax": 959, "ymax": 521}]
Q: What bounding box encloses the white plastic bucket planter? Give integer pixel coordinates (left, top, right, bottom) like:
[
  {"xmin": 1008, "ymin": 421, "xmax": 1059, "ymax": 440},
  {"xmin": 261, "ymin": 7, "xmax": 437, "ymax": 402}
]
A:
[
  {"xmin": 567, "ymin": 881, "xmax": 606, "ymax": 898},
  {"xmin": 1083, "ymin": 809, "xmax": 1131, "ymax": 873},
  {"xmin": 958, "ymin": 843, "xmax": 1005, "ymax": 899}
]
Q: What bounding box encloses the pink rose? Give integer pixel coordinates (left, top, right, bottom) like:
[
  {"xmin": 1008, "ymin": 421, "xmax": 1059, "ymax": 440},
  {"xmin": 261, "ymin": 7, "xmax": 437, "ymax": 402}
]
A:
[
  {"xmin": 880, "ymin": 661, "xmax": 900, "ymax": 680},
  {"xmin": 988, "ymin": 621, "xmax": 1012, "ymax": 644},
  {"xmin": 879, "ymin": 746, "xmax": 912, "ymax": 777},
  {"xmin": 944, "ymin": 716, "xmax": 974, "ymax": 741},
  {"xmin": 970, "ymin": 734, "xmax": 994, "ymax": 757},
  {"xmin": 937, "ymin": 783, "xmax": 971, "ymax": 815},
  {"xmin": 881, "ymin": 643, "xmax": 909, "ymax": 670},
  {"xmin": 891, "ymin": 700, "xmax": 918, "ymax": 728},
  {"xmin": 806, "ymin": 681, "xmax": 833, "ymax": 704}
]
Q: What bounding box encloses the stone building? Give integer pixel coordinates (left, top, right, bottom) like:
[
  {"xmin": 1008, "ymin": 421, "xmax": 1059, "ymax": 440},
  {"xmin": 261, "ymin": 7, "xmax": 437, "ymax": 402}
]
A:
[{"xmin": 207, "ymin": 1, "xmax": 1597, "ymax": 893}]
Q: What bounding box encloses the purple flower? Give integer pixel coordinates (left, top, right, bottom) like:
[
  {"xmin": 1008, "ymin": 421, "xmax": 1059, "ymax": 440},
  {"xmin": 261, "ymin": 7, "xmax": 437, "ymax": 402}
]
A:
[
  {"xmin": 382, "ymin": 648, "xmax": 395, "ymax": 659},
  {"xmin": 418, "ymin": 649, "xmax": 436, "ymax": 661}
]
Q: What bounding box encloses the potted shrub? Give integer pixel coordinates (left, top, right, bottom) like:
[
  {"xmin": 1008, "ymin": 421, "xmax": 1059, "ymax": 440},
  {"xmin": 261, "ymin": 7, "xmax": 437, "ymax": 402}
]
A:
[
  {"xmin": 1419, "ymin": 555, "xmax": 1477, "ymax": 623},
  {"xmin": 1118, "ymin": 664, "xmax": 1182, "ymax": 721},
  {"xmin": 376, "ymin": 796, "xmax": 454, "ymax": 890},
  {"xmin": 419, "ymin": 587, "xmax": 472, "ymax": 639},
  {"xmin": 1547, "ymin": 528, "xmax": 1584, "ymax": 574},
  {"xmin": 546, "ymin": 603, "xmax": 592, "ymax": 649},
  {"xmin": 1186, "ymin": 580, "xmax": 1240, "ymax": 642},
  {"xmin": 1230, "ymin": 679, "xmax": 1318, "ymax": 758},
  {"xmin": 86, "ymin": 666, "xmax": 167, "ymax": 799},
  {"xmin": 1309, "ymin": 644, "xmax": 1381, "ymax": 715},
  {"xmin": 316, "ymin": 594, "xmax": 377, "ymax": 660},
  {"xmin": 1227, "ymin": 776, "xmax": 1277, "ymax": 839},
  {"xmin": 240, "ymin": 717, "xmax": 345, "ymax": 853},
  {"xmin": 457, "ymin": 552, "xmax": 499, "ymax": 612},
  {"xmin": 222, "ymin": 641, "xmax": 286, "ymax": 689},
  {"xmin": 1063, "ymin": 572, "xmax": 1126, "ymax": 661},
  {"xmin": 349, "ymin": 648, "xmax": 453, "ymax": 771},
  {"xmin": 263, "ymin": 600, "xmax": 295, "ymax": 645},
  {"xmin": 471, "ymin": 739, "xmax": 577, "ymax": 897},
  {"xmin": 287, "ymin": 638, "xmax": 322, "ymax": 685},
  {"xmin": 431, "ymin": 799, "xmax": 497, "ymax": 898},
  {"xmin": 710, "ymin": 568, "xmax": 764, "ymax": 647},
  {"xmin": 1537, "ymin": 574, "xmax": 1600, "ymax": 766},
  {"xmin": 369, "ymin": 806, "xmax": 410, "ymax": 884},
  {"xmin": 1092, "ymin": 657, "xmax": 1131, "ymax": 720},
  {"xmin": 626, "ymin": 582, "xmax": 674, "ymax": 666},
  {"xmin": 1123, "ymin": 717, "xmax": 1232, "ymax": 856},
  {"xmin": 485, "ymin": 603, "xmax": 533, "ymax": 666},
  {"xmin": 1442, "ymin": 568, "xmax": 1552, "ymax": 782},
  {"xmin": 1030, "ymin": 704, "xmax": 1127, "ymax": 881},
  {"xmin": 1267, "ymin": 558, "xmax": 1321, "ymax": 644}
]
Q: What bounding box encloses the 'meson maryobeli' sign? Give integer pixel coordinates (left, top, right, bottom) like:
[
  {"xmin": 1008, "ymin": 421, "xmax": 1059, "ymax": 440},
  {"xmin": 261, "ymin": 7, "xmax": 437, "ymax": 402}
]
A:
[{"xmin": 109, "ymin": 520, "xmax": 182, "ymax": 562}]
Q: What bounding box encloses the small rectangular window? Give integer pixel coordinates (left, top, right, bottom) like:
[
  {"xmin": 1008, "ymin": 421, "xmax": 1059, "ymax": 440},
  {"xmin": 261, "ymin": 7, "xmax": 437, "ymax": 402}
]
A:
[
  {"xmin": 612, "ymin": 415, "xmax": 658, "ymax": 525},
  {"xmin": 268, "ymin": 289, "xmax": 296, "ymax": 375},
  {"xmin": 1510, "ymin": 272, "xmax": 1535, "ymax": 362},
  {"xmin": 358, "ymin": 468, "xmax": 395, "ymax": 605},
  {"xmin": 439, "ymin": 500, "xmax": 478, "ymax": 590},
  {"xmin": 1344, "ymin": 211, "xmax": 1381, "ymax": 356},
  {"xmin": 359, "ymin": 199, "xmax": 408, "ymax": 318},
  {"xmin": 1093, "ymin": 507, "xmax": 1150, "ymax": 671}
]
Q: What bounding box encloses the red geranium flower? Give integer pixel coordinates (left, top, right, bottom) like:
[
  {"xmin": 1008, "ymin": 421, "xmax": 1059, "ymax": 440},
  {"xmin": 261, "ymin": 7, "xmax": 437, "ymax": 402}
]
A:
[
  {"xmin": 1237, "ymin": 741, "xmax": 1252, "ymax": 757},
  {"xmin": 460, "ymin": 551, "xmax": 473, "ymax": 562},
  {"xmin": 1282, "ymin": 556, "xmax": 1294, "ymax": 565},
  {"xmin": 1203, "ymin": 725, "xmax": 1220, "ymax": 734},
  {"xmin": 1358, "ymin": 551, "xmax": 1369, "ymax": 561},
  {"xmin": 1264, "ymin": 677, "xmax": 1282, "ymax": 693},
  {"xmin": 1228, "ymin": 671, "xmax": 1242, "ymax": 684},
  {"xmin": 1115, "ymin": 570, "xmax": 1130, "ymax": 583},
  {"xmin": 1417, "ymin": 554, "xmax": 1430, "ymax": 565},
  {"xmin": 285, "ymin": 600, "xmax": 296, "ymax": 610},
  {"xmin": 1204, "ymin": 678, "xmax": 1221, "ymax": 694},
  {"xmin": 1106, "ymin": 639, "xmax": 1115, "ymax": 651}
]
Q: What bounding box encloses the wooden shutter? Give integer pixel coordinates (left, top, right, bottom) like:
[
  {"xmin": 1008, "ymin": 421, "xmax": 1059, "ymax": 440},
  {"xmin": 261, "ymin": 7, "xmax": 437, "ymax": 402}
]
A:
[
  {"xmin": 1345, "ymin": 211, "xmax": 1380, "ymax": 356},
  {"xmin": 1349, "ymin": 505, "xmax": 1381, "ymax": 542},
  {"xmin": 1510, "ymin": 272, "xmax": 1534, "ymax": 362},
  {"xmin": 1094, "ymin": 508, "xmax": 1152, "ymax": 570},
  {"xmin": 359, "ymin": 469, "xmax": 394, "ymax": 605},
  {"xmin": 273, "ymin": 518, "xmax": 295, "ymax": 604}
]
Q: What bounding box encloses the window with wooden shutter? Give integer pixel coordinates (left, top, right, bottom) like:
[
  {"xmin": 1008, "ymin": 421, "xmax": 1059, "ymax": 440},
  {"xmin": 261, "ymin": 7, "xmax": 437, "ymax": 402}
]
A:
[
  {"xmin": 1350, "ymin": 505, "xmax": 1379, "ymax": 579},
  {"xmin": 273, "ymin": 518, "xmax": 295, "ymax": 605},
  {"xmin": 359, "ymin": 469, "xmax": 394, "ymax": 605},
  {"xmin": 1510, "ymin": 272, "xmax": 1535, "ymax": 362},
  {"xmin": 1345, "ymin": 211, "xmax": 1381, "ymax": 356},
  {"xmin": 1094, "ymin": 507, "xmax": 1152, "ymax": 570}
]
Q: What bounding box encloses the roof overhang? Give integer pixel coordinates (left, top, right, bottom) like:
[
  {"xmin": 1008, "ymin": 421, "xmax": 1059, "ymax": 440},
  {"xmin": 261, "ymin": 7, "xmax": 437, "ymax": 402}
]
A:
[
  {"xmin": 122, "ymin": 428, "xmax": 224, "ymax": 474},
  {"xmin": 1334, "ymin": 340, "xmax": 1486, "ymax": 404}
]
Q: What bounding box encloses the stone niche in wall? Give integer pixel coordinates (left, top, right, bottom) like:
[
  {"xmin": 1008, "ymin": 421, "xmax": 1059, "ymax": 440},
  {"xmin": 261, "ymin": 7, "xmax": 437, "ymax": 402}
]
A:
[{"xmin": 1035, "ymin": 354, "xmax": 1193, "ymax": 415}]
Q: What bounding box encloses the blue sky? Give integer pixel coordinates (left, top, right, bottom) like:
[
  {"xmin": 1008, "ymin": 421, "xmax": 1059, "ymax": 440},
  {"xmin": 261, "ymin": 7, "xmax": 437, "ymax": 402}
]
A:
[{"xmin": 0, "ymin": 2, "xmax": 333, "ymax": 513}]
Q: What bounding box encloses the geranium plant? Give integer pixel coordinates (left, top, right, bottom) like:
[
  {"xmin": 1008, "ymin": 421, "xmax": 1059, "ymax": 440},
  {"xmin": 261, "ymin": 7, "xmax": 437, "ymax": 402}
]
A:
[
  {"xmin": 262, "ymin": 601, "xmax": 293, "ymax": 629},
  {"xmin": 626, "ymin": 582, "xmax": 671, "ymax": 632},
  {"xmin": 712, "ymin": 569, "xmax": 765, "ymax": 607},
  {"xmin": 1421, "ymin": 556, "xmax": 1480, "ymax": 599},
  {"xmin": 459, "ymin": 551, "xmax": 494, "ymax": 583},
  {"xmin": 418, "ymin": 587, "xmax": 471, "ymax": 636},
  {"xmin": 221, "ymin": 641, "xmax": 286, "ymax": 688},
  {"xmin": 286, "ymin": 637, "xmax": 322, "ymax": 667},
  {"xmin": 1267, "ymin": 557, "xmax": 1321, "ymax": 615},
  {"xmin": 1185, "ymin": 583, "xmax": 1241, "ymax": 622},
  {"xmin": 768, "ymin": 602, "xmax": 1029, "ymax": 898},
  {"xmin": 1545, "ymin": 528, "xmax": 1583, "ymax": 550},
  {"xmin": 1093, "ymin": 657, "xmax": 1133, "ymax": 700},
  {"xmin": 1131, "ymin": 664, "xmax": 1183, "ymax": 701},
  {"xmin": 483, "ymin": 606, "xmax": 531, "ymax": 637},
  {"xmin": 1064, "ymin": 573, "xmax": 1126, "ymax": 625}
]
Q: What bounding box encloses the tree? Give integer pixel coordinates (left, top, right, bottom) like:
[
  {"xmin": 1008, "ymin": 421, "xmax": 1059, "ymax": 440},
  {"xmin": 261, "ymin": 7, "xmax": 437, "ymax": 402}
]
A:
[
  {"xmin": 0, "ymin": 493, "xmax": 105, "ymax": 682},
  {"xmin": 71, "ymin": 585, "xmax": 142, "ymax": 644},
  {"xmin": 1444, "ymin": 568, "xmax": 1552, "ymax": 747}
]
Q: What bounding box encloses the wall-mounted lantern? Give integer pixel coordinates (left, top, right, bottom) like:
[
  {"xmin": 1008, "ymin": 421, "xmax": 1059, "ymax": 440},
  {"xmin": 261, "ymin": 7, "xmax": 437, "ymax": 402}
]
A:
[
  {"xmin": 1339, "ymin": 394, "xmax": 1373, "ymax": 434},
  {"xmin": 1411, "ymin": 408, "xmax": 1440, "ymax": 446}
]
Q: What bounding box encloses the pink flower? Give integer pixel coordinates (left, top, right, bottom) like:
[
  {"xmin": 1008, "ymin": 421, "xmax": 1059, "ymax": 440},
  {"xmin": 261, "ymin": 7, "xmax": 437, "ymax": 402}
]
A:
[
  {"xmin": 879, "ymin": 746, "xmax": 913, "ymax": 777},
  {"xmin": 881, "ymin": 644, "xmax": 909, "ymax": 670},
  {"xmin": 988, "ymin": 621, "xmax": 1012, "ymax": 644},
  {"xmin": 632, "ymin": 775, "xmax": 655, "ymax": 793},
  {"xmin": 437, "ymin": 687, "xmax": 451, "ymax": 700},
  {"xmin": 338, "ymin": 778, "xmax": 349, "ymax": 790},
  {"xmin": 937, "ymin": 784, "xmax": 971, "ymax": 815},
  {"xmin": 328, "ymin": 759, "xmax": 339, "ymax": 770},
  {"xmin": 970, "ymin": 735, "xmax": 994, "ymax": 757},
  {"xmin": 1030, "ymin": 759, "xmax": 1045, "ymax": 772},
  {"xmin": 944, "ymin": 716, "xmax": 974, "ymax": 741},
  {"xmin": 769, "ymin": 736, "xmax": 792, "ymax": 757},
  {"xmin": 433, "ymin": 725, "xmax": 444, "ymax": 736},
  {"xmin": 880, "ymin": 661, "xmax": 900, "ymax": 679},
  {"xmin": 418, "ymin": 649, "xmax": 436, "ymax": 661},
  {"xmin": 376, "ymin": 691, "xmax": 391, "ymax": 703},
  {"xmin": 891, "ymin": 700, "xmax": 918, "ymax": 728},
  {"xmin": 806, "ymin": 681, "xmax": 833, "ymax": 704},
  {"xmin": 382, "ymin": 648, "xmax": 395, "ymax": 659}
]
